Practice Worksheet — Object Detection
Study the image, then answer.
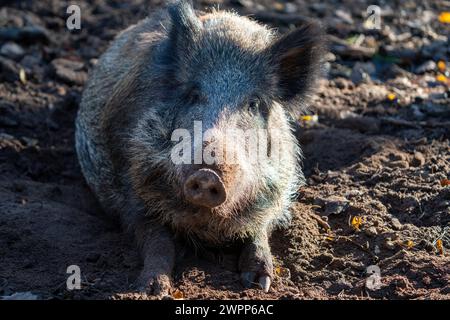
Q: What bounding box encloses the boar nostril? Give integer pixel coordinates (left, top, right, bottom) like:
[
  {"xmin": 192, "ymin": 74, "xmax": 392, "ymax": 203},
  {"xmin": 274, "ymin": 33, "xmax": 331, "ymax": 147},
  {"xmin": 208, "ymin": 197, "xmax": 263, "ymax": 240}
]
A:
[{"xmin": 183, "ymin": 169, "xmax": 227, "ymax": 208}]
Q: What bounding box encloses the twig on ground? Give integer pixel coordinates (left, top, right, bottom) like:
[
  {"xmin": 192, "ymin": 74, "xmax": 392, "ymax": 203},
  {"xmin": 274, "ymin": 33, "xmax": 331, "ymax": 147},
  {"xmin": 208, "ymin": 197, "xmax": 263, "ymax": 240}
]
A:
[
  {"xmin": 328, "ymin": 35, "xmax": 377, "ymax": 59},
  {"xmin": 308, "ymin": 210, "xmax": 332, "ymax": 231}
]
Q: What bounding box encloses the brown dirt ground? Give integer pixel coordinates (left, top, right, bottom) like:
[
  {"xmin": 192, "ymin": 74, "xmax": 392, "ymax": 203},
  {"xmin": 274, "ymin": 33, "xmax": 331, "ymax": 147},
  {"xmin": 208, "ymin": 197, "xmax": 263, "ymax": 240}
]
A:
[{"xmin": 0, "ymin": 0, "xmax": 449, "ymax": 300}]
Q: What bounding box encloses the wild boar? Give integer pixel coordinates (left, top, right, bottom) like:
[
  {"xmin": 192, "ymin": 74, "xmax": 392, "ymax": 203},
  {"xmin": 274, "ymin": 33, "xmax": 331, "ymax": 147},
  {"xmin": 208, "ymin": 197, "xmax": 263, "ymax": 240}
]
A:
[{"xmin": 75, "ymin": 0, "xmax": 324, "ymax": 295}]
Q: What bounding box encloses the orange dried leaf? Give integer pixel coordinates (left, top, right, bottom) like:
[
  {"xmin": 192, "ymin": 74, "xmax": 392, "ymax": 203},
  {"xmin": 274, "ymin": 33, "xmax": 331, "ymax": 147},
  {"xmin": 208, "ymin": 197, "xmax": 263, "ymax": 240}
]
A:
[
  {"xmin": 351, "ymin": 216, "xmax": 363, "ymax": 231},
  {"xmin": 172, "ymin": 289, "xmax": 184, "ymax": 299},
  {"xmin": 275, "ymin": 266, "xmax": 290, "ymax": 278},
  {"xmin": 387, "ymin": 93, "xmax": 396, "ymax": 101},
  {"xmin": 275, "ymin": 266, "xmax": 282, "ymax": 276},
  {"xmin": 405, "ymin": 240, "xmax": 414, "ymax": 249},
  {"xmin": 300, "ymin": 114, "xmax": 318, "ymax": 122},
  {"xmin": 440, "ymin": 179, "xmax": 450, "ymax": 187},
  {"xmin": 438, "ymin": 12, "xmax": 450, "ymax": 23},
  {"xmin": 325, "ymin": 229, "xmax": 335, "ymax": 241},
  {"xmin": 437, "ymin": 60, "xmax": 446, "ymax": 72},
  {"xmin": 436, "ymin": 239, "xmax": 444, "ymax": 255},
  {"xmin": 325, "ymin": 234, "xmax": 335, "ymax": 241},
  {"xmin": 436, "ymin": 74, "xmax": 448, "ymax": 83}
]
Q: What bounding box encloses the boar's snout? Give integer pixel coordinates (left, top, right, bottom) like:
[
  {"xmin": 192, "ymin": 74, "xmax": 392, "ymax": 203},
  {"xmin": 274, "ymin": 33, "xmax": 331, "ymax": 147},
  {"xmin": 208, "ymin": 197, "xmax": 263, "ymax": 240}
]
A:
[{"xmin": 183, "ymin": 168, "xmax": 227, "ymax": 208}]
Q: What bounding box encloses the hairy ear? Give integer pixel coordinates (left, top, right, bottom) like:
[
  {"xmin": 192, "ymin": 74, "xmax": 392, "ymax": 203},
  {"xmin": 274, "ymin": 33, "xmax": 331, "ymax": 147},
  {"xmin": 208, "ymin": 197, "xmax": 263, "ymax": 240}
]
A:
[
  {"xmin": 168, "ymin": 0, "xmax": 202, "ymax": 51},
  {"xmin": 267, "ymin": 23, "xmax": 325, "ymax": 104}
]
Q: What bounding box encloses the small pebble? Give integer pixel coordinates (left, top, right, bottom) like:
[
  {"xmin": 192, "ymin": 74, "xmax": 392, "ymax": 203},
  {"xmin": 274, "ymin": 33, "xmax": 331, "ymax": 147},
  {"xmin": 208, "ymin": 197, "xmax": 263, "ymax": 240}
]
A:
[
  {"xmin": 391, "ymin": 218, "xmax": 403, "ymax": 230},
  {"xmin": 384, "ymin": 240, "xmax": 396, "ymax": 250},
  {"xmin": 415, "ymin": 60, "xmax": 436, "ymax": 74},
  {"xmin": 365, "ymin": 226, "xmax": 378, "ymax": 237},
  {"xmin": 389, "ymin": 160, "xmax": 410, "ymax": 169},
  {"xmin": 410, "ymin": 151, "xmax": 425, "ymax": 167},
  {"xmin": 314, "ymin": 196, "xmax": 350, "ymax": 216},
  {"xmin": 0, "ymin": 42, "xmax": 25, "ymax": 61}
]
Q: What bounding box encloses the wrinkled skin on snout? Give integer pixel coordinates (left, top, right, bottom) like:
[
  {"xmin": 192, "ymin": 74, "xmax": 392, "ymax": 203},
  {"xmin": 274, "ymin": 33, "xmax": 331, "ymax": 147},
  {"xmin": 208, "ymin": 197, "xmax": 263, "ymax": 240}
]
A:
[{"xmin": 75, "ymin": 0, "xmax": 324, "ymax": 296}]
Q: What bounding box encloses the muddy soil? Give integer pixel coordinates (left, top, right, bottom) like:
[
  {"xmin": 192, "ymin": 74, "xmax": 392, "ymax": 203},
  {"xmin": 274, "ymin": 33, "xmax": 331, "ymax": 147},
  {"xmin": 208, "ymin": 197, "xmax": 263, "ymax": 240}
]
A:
[{"xmin": 0, "ymin": 0, "xmax": 449, "ymax": 300}]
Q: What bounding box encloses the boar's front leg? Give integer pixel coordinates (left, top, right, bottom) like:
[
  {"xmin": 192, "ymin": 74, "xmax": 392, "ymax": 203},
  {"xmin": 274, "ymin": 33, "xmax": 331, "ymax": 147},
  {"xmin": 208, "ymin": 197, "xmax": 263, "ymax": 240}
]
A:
[
  {"xmin": 134, "ymin": 219, "xmax": 175, "ymax": 296},
  {"xmin": 239, "ymin": 232, "xmax": 273, "ymax": 293}
]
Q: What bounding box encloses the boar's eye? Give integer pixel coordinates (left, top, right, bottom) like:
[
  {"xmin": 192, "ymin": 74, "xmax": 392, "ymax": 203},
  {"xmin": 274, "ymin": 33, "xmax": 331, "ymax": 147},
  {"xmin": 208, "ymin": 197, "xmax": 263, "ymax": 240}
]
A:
[
  {"xmin": 248, "ymin": 98, "xmax": 260, "ymax": 113},
  {"xmin": 247, "ymin": 97, "xmax": 269, "ymax": 118}
]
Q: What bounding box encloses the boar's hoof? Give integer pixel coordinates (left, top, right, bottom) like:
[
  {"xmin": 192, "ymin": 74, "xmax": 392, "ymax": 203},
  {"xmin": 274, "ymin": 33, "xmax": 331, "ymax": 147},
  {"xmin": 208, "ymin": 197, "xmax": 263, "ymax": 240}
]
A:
[
  {"xmin": 239, "ymin": 244, "xmax": 273, "ymax": 293},
  {"xmin": 183, "ymin": 168, "xmax": 226, "ymax": 208},
  {"xmin": 135, "ymin": 272, "xmax": 171, "ymax": 296},
  {"xmin": 240, "ymin": 272, "xmax": 271, "ymax": 293}
]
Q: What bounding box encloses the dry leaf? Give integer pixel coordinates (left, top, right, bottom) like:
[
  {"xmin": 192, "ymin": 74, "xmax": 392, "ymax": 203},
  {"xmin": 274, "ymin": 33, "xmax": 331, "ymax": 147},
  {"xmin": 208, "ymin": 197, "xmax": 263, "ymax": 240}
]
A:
[
  {"xmin": 436, "ymin": 74, "xmax": 448, "ymax": 83},
  {"xmin": 438, "ymin": 12, "xmax": 450, "ymax": 23},
  {"xmin": 300, "ymin": 114, "xmax": 319, "ymax": 122},
  {"xmin": 274, "ymin": 266, "xmax": 290, "ymax": 279},
  {"xmin": 350, "ymin": 216, "xmax": 363, "ymax": 231},
  {"xmin": 325, "ymin": 234, "xmax": 335, "ymax": 241},
  {"xmin": 436, "ymin": 239, "xmax": 444, "ymax": 255},
  {"xmin": 325, "ymin": 229, "xmax": 335, "ymax": 241},
  {"xmin": 172, "ymin": 289, "xmax": 184, "ymax": 300},
  {"xmin": 437, "ymin": 60, "xmax": 446, "ymax": 72},
  {"xmin": 404, "ymin": 240, "xmax": 414, "ymax": 249},
  {"xmin": 387, "ymin": 93, "xmax": 396, "ymax": 101}
]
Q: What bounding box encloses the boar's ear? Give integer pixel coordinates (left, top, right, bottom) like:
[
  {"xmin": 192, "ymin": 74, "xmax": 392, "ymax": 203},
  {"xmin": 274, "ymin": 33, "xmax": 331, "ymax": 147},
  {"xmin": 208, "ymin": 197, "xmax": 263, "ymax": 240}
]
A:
[
  {"xmin": 267, "ymin": 23, "xmax": 325, "ymax": 105},
  {"xmin": 168, "ymin": 0, "xmax": 202, "ymax": 50}
]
